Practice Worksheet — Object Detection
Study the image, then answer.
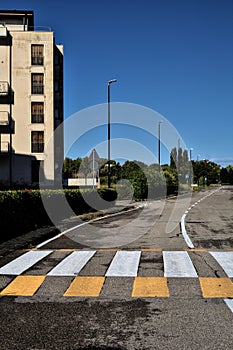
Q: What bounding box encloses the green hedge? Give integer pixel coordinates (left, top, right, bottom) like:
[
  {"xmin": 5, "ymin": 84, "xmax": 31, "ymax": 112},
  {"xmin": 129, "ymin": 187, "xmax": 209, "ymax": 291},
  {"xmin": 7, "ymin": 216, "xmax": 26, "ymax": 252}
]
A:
[{"xmin": 0, "ymin": 188, "xmax": 117, "ymax": 242}]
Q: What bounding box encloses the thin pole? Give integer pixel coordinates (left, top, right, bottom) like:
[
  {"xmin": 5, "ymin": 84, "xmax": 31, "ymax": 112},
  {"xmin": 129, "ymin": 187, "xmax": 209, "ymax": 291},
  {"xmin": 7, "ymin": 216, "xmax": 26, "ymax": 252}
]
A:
[
  {"xmin": 158, "ymin": 121, "xmax": 162, "ymax": 172},
  {"xmin": 108, "ymin": 83, "xmax": 111, "ymax": 188},
  {"xmin": 92, "ymin": 149, "xmax": 95, "ymax": 189},
  {"xmin": 107, "ymin": 79, "xmax": 117, "ymax": 188}
]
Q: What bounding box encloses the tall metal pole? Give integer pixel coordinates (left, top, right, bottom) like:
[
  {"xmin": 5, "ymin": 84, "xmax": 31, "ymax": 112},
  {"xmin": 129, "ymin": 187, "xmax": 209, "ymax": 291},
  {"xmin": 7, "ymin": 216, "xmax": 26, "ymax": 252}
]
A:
[
  {"xmin": 189, "ymin": 148, "xmax": 193, "ymax": 186},
  {"xmin": 158, "ymin": 121, "xmax": 162, "ymax": 172},
  {"xmin": 107, "ymin": 79, "xmax": 117, "ymax": 188}
]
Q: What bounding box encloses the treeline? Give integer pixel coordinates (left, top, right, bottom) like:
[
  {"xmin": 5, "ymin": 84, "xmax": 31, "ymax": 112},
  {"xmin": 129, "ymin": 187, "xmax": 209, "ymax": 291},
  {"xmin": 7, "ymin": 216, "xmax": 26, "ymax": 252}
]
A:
[{"xmin": 64, "ymin": 149, "xmax": 233, "ymax": 199}]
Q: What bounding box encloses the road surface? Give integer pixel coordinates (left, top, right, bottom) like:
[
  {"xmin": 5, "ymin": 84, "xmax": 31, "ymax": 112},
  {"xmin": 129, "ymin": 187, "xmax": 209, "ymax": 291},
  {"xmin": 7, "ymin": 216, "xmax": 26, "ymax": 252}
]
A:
[{"xmin": 0, "ymin": 186, "xmax": 232, "ymax": 349}]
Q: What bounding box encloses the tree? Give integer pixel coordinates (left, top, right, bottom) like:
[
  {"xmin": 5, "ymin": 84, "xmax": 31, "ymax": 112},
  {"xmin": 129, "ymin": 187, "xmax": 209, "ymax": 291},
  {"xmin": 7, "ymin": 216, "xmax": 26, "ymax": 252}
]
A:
[
  {"xmin": 220, "ymin": 165, "xmax": 233, "ymax": 184},
  {"xmin": 170, "ymin": 147, "xmax": 177, "ymax": 169},
  {"xmin": 144, "ymin": 165, "xmax": 166, "ymax": 198}
]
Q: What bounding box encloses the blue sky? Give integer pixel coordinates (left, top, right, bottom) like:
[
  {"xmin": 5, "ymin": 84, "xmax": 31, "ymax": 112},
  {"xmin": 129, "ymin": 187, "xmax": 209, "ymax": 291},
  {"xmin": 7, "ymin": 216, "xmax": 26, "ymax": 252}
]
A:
[{"xmin": 1, "ymin": 0, "xmax": 233, "ymax": 166}]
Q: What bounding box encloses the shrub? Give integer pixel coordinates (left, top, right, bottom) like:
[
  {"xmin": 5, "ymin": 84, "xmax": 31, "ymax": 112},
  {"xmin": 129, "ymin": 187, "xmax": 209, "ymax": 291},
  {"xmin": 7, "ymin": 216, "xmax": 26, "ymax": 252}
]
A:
[{"xmin": 0, "ymin": 188, "xmax": 117, "ymax": 242}]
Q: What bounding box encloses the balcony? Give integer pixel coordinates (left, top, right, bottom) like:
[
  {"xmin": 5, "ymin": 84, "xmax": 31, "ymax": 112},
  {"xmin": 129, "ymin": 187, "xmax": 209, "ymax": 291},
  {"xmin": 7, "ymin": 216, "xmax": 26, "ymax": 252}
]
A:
[
  {"xmin": 0, "ymin": 141, "xmax": 10, "ymax": 154},
  {"xmin": 0, "ymin": 111, "xmax": 14, "ymax": 133},
  {"xmin": 0, "ymin": 81, "xmax": 9, "ymax": 96}
]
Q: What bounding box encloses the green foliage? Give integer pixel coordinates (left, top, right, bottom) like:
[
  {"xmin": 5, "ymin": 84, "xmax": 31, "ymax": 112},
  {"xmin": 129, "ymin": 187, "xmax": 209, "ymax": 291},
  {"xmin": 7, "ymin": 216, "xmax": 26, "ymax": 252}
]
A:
[
  {"xmin": 220, "ymin": 165, "xmax": 233, "ymax": 184},
  {"xmin": 0, "ymin": 188, "xmax": 117, "ymax": 242},
  {"xmin": 192, "ymin": 160, "xmax": 220, "ymax": 186}
]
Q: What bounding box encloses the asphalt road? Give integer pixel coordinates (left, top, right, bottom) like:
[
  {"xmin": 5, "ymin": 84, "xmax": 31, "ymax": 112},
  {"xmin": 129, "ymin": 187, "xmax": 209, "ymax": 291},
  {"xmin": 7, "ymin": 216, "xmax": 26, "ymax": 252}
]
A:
[{"xmin": 0, "ymin": 186, "xmax": 232, "ymax": 350}]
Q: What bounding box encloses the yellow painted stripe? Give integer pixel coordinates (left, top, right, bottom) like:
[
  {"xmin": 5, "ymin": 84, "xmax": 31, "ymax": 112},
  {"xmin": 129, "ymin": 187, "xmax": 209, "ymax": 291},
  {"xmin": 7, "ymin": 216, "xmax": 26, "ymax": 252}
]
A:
[
  {"xmin": 98, "ymin": 249, "xmax": 119, "ymax": 252},
  {"xmin": 64, "ymin": 276, "xmax": 105, "ymax": 297},
  {"xmin": 199, "ymin": 278, "xmax": 233, "ymax": 298},
  {"xmin": 141, "ymin": 248, "xmax": 163, "ymax": 252},
  {"xmin": 186, "ymin": 249, "xmax": 207, "ymax": 252},
  {"xmin": 0, "ymin": 276, "xmax": 45, "ymax": 296},
  {"xmin": 132, "ymin": 277, "xmax": 169, "ymax": 297}
]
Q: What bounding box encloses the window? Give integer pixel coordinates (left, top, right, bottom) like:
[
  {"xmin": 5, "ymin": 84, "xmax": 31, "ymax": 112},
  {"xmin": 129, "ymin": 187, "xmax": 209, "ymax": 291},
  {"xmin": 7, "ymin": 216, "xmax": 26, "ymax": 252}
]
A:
[
  {"xmin": 31, "ymin": 131, "xmax": 44, "ymax": 153},
  {"xmin": 31, "ymin": 160, "xmax": 44, "ymax": 182},
  {"xmin": 31, "ymin": 73, "xmax": 44, "ymax": 94},
  {"xmin": 31, "ymin": 45, "xmax": 44, "ymax": 65},
  {"xmin": 31, "ymin": 102, "xmax": 44, "ymax": 123}
]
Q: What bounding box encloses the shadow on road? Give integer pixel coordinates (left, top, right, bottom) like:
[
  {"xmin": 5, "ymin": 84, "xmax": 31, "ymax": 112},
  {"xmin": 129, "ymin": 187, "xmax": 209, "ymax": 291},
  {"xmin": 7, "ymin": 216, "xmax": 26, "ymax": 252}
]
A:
[{"xmin": 79, "ymin": 346, "xmax": 125, "ymax": 350}]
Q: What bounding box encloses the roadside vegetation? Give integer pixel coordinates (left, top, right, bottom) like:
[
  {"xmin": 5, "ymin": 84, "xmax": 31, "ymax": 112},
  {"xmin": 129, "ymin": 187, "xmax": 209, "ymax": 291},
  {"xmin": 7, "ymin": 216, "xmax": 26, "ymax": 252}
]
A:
[{"xmin": 0, "ymin": 147, "xmax": 232, "ymax": 241}]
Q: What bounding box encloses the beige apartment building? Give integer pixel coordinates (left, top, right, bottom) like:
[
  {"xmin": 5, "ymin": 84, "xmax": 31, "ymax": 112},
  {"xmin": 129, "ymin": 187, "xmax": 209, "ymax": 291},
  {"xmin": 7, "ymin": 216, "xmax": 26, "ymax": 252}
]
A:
[{"xmin": 0, "ymin": 10, "xmax": 63, "ymax": 187}]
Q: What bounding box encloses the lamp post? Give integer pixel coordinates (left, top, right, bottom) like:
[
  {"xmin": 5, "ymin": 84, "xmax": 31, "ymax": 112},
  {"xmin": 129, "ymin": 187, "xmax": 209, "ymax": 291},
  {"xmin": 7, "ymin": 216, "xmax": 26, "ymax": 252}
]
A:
[
  {"xmin": 107, "ymin": 79, "xmax": 117, "ymax": 188},
  {"xmin": 158, "ymin": 120, "xmax": 162, "ymax": 172},
  {"xmin": 189, "ymin": 147, "xmax": 193, "ymax": 161},
  {"xmin": 189, "ymin": 148, "xmax": 193, "ymax": 186}
]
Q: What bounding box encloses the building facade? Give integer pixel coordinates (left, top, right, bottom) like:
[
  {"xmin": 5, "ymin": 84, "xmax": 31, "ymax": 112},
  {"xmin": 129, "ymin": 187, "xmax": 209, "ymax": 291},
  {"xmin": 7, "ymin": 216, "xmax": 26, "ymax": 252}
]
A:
[{"xmin": 0, "ymin": 10, "xmax": 63, "ymax": 187}]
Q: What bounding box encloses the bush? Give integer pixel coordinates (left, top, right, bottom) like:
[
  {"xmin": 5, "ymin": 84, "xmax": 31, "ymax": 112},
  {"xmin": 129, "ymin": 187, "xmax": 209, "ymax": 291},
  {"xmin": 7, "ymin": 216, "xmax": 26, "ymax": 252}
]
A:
[{"xmin": 0, "ymin": 188, "xmax": 117, "ymax": 242}]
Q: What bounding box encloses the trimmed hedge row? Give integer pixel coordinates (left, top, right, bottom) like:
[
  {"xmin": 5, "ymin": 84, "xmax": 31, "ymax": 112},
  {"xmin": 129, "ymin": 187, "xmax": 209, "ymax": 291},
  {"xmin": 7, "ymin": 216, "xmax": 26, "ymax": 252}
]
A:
[{"xmin": 0, "ymin": 188, "xmax": 117, "ymax": 242}]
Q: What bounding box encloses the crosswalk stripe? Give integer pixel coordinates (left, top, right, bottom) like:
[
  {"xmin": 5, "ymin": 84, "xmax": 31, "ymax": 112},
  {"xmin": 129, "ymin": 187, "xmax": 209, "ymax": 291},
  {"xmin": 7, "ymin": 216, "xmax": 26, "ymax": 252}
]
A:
[
  {"xmin": 163, "ymin": 251, "xmax": 198, "ymax": 277},
  {"xmin": 105, "ymin": 251, "xmax": 141, "ymax": 277},
  {"xmin": 47, "ymin": 251, "xmax": 96, "ymax": 276},
  {"xmin": 210, "ymin": 252, "xmax": 233, "ymax": 277},
  {"xmin": 0, "ymin": 250, "xmax": 53, "ymax": 275},
  {"xmin": 199, "ymin": 278, "xmax": 233, "ymax": 298},
  {"xmin": 132, "ymin": 277, "xmax": 169, "ymax": 297},
  {"xmin": 64, "ymin": 276, "xmax": 105, "ymax": 297},
  {"xmin": 0, "ymin": 276, "xmax": 45, "ymax": 296},
  {"xmin": 224, "ymin": 299, "xmax": 233, "ymax": 313}
]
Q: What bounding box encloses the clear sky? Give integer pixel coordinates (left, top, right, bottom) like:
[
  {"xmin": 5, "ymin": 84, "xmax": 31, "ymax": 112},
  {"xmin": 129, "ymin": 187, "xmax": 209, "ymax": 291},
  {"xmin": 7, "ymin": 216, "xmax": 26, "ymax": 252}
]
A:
[{"xmin": 1, "ymin": 0, "xmax": 233, "ymax": 166}]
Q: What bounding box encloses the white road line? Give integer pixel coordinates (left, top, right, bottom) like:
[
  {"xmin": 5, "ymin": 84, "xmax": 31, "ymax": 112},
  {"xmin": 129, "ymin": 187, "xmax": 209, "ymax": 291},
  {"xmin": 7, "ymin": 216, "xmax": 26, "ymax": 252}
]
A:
[
  {"xmin": 180, "ymin": 214, "xmax": 194, "ymax": 248},
  {"xmin": 0, "ymin": 250, "xmax": 53, "ymax": 275},
  {"xmin": 180, "ymin": 188, "xmax": 222, "ymax": 249},
  {"xmin": 224, "ymin": 299, "xmax": 233, "ymax": 313},
  {"xmin": 163, "ymin": 251, "xmax": 198, "ymax": 277},
  {"xmin": 47, "ymin": 250, "xmax": 96, "ymax": 276},
  {"xmin": 210, "ymin": 252, "xmax": 233, "ymax": 277},
  {"xmin": 105, "ymin": 251, "xmax": 141, "ymax": 277}
]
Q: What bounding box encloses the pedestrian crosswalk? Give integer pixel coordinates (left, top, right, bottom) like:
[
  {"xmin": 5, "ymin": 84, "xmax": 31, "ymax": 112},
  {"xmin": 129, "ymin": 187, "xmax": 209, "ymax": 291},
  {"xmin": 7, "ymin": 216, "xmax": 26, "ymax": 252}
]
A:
[
  {"xmin": 47, "ymin": 251, "xmax": 96, "ymax": 276},
  {"xmin": 105, "ymin": 251, "xmax": 141, "ymax": 277},
  {"xmin": 163, "ymin": 251, "xmax": 198, "ymax": 277},
  {"xmin": 0, "ymin": 249, "xmax": 233, "ymax": 303}
]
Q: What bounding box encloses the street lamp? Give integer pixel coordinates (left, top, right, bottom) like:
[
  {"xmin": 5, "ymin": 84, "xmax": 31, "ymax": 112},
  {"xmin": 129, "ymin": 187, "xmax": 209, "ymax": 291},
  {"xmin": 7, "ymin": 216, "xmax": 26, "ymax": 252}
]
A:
[
  {"xmin": 158, "ymin": 120, "xmax": 163, "ymax": 172},
  {"xmin": 107, "ymin": 79, "xmax": 117, "ymax": 188},
  {"xmin": 189, "ymin": 148, "xmax": 193, "ymax": 186},
  {"xmin": 189, "ymin": 147, "xmax": 193, "ymax": 161}
]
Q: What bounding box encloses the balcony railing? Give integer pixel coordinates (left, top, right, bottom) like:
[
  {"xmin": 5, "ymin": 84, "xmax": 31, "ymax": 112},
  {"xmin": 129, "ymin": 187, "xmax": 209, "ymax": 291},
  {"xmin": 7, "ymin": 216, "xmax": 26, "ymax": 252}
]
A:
[
  {"xmin": 31, "ymin": 142, "xmax": 44, "ymax": 153},
  {"xmin": 0, "ymin": 141, "xmax": 9, "ymax": 153},
  {"xmin": 31, "ymin": 56, "xmax": 44, "ymax": 66},
  {"xmin": 31, "ymin": 113, "xmax": 44, "ymax": 123},
  {"xmin": 0, "ymin": 81, "xmax": 9, "ymax": 96},
  {"xmin": 0, "ymin": 111, "xmax": 9, "ymax": 125},
  {"xmin": 31, "ymin": 85, "xmax": 44, "ymax": 94}
]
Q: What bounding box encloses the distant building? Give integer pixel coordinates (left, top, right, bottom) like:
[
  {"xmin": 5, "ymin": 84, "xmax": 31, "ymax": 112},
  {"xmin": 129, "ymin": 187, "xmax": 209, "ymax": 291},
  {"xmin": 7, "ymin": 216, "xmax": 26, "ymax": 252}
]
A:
[{"xmin": 0, "ymin": 10, "xmax": 63, "ymax": 187}]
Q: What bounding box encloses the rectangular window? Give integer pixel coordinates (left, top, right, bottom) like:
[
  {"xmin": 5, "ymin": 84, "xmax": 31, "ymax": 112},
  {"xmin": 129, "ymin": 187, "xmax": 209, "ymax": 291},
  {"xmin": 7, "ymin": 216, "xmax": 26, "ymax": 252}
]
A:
[
  {"xmin": 31, "ymin": 73, "xmax": 44, "ymax": 94},
  {"xmin": 31, "ymin": 131, "xmax": 44, "ymax": 153},
  {"xmin": 31, "ymin": 102, "xmax": 44, "ymax": 123},
  {"xmin": 31, "ymin": 45, "xmax": 44, "ymax": 65}
]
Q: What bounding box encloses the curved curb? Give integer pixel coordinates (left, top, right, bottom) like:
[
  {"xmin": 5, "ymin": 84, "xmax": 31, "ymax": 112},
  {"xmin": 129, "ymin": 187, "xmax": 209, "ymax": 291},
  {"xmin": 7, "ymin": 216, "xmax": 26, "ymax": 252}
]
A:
[{"xmin": 180, "ymin": 187, "xmax": 221, "ymax": 249}]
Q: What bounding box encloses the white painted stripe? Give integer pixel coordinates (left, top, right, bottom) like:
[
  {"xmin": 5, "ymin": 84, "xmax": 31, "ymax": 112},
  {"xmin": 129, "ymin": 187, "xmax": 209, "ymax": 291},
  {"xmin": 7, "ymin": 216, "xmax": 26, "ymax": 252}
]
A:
[
  {"xmin": 163, "ymin": 251, "xmax": 198, "ymax": 277},
  {"xmin": 47, "ymin": 250, "xmax": 96, "ymax": 276},
  {"xmin": 210, "ymin": 252, "xmax": 233, "ymax": 277},
  {"xmin": 224, "ymin": 299, "xmax": 233, "ymax": 313},
  {"xmin": 106, "ymin": 251, "xmax": 141, "ymax": 277},
  {"xmin": 180, "ymin": 214, "xmax": 195, "ymax": 248},
  {"xmin": 0, "ymin": 250, "xmax": 53, "ymax": 275}
]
